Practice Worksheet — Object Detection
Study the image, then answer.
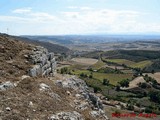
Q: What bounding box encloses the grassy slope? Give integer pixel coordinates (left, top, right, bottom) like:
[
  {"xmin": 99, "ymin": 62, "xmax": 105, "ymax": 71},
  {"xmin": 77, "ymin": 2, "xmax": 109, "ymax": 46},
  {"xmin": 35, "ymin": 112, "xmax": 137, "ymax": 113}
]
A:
[
  {"xmin": 90, "ymin": 60, "xmax": 106, "ymax": 70},
  {"xmin": 130, "ymin": 60, "xmax": 153, "ymax": 69},
  {"xmin": 105, "ymin": 59, "xmax": 135, "ymax": 66},
  {"xmin": 73, "ymin": 69, "xmax": 133, "ymax": 86},
  {"xmin": 104, "ymin": 58, "xmax": 152, "ymax": 69},
  {"xmin": 102, "ymin": 50, "xmax": 160, "ymax": 62}
]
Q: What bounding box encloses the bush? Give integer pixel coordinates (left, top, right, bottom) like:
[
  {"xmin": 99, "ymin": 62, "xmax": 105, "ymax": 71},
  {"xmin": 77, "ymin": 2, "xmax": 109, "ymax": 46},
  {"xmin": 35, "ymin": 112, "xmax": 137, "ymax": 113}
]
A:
[
  {"xmin": 149, "ymin": 91, "xmax": 160, "ymax": 103},
  {"xmin": 93, "ymin": 86, "xmax": 101, "ymax": 93},
  {"xmin": 145, "ymin": 107, "xmax": 152, "ymax": 113},
  {"xmin": 127, "ymin": 104, "xmax": 134, "ymax": 110},
  {"xmin": 80, "ymin": 73, "xmax": 88, "ymax": 78},
  {"xmin": 138, "ymin": 82, "xmax": 147, "ymax": 88},
  {"xmin": 115, "ymin": 85, "xmax": 120, "ymax": 91},
  {"xmin": 102, "ymin": 79, "xmax": 109, "ymax": 85},
  {"xmin": 119, "ymin": 79, "xmax": 129, "ymax": 87}
]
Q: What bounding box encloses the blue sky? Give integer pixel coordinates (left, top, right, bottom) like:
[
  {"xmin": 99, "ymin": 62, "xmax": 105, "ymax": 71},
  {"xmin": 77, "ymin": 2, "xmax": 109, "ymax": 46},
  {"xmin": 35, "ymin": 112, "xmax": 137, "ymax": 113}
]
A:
[{"xmin": 0, "ymin": 0, "xmax": 160, "ymax": 35}]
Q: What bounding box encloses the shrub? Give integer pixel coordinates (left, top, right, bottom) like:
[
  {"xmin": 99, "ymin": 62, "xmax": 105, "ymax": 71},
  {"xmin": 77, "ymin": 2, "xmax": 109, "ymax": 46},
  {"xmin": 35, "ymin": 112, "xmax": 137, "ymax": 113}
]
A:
[
  {"xmin": 102, "ymin": 78, "xmax": 109, "ymax": 85},
  {"xmin": 119, "ymin": 79, "xmax": 129, "ymax": 87}
]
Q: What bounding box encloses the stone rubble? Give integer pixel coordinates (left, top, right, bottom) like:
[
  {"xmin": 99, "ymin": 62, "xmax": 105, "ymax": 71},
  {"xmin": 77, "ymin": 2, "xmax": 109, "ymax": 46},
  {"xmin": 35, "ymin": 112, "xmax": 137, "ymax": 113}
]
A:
[{"xmin": 28, "ymin": 46, "xmax": 56, "ymax": 77}]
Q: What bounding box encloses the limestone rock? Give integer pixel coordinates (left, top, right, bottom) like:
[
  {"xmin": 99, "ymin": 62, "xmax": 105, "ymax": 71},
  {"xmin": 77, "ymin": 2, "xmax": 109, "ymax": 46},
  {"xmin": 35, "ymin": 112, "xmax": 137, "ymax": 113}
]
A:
[
  {"xmin": 0, "ymin": 81, "xmax": 14, "ymax": 91},
  {"xmin": 28, "ymin": 46, "xmax": 56, "ymax": 77},
  {"xmin": 90, "ymin": 110, "xmax": 109, "ymax": 120},
  {"xmin": 21, "ymin": 75, "xmax": 30, "ymax": 80},
  {"xmin": 55, "ymin": 77, "xmax": 109, "ymax": 119},
  {"xmin": 50, "ymin": 111, "xmax": 84, "ymax": 120},
  {"xmin": 39, "ymin": 83, "xmax": 50, "ymax": 91},
  {"xmin": 6, "ymin": 107, "xmax": 11, "ymax": 111},
  {"xmin": 49, "ymin": 92, "xmax": 61, "ymax": 101},
  {"xmin": 88, "ymin": 93, "xmax": 103, "ymax": 110}
]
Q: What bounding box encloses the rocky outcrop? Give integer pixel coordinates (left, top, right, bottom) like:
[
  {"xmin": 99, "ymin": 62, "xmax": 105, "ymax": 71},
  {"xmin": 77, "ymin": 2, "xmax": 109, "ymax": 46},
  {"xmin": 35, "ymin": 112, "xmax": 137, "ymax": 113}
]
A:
[
  {"xmin": 50, "ymin": 111, "xmax": 84, "ymax": 120},
  {"xmin": 27, "ymin": 46, "xmax": 56, "ymax": 77},
  {"xmin": 55, "ymin": 77, "xmax": 109, "ymax": 120}
]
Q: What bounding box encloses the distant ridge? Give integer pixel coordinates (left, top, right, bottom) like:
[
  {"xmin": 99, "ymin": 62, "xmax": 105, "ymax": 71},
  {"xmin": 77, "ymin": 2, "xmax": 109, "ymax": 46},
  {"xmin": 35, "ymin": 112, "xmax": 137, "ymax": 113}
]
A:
[{"xmin": 16, "ymin": 36, "xmax": 72, "ymax": 54}]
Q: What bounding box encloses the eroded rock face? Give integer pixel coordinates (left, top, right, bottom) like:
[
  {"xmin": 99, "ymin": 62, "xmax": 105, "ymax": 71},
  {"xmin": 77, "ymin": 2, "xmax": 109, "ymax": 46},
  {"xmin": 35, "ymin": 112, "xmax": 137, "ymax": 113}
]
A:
[
  {"xmin": 28, "ymin": 46, "xmax": 56, "ymax": 77},
  {"xmin": 50, "ymin": 111, "xmax": 84, "ymax": 120}
]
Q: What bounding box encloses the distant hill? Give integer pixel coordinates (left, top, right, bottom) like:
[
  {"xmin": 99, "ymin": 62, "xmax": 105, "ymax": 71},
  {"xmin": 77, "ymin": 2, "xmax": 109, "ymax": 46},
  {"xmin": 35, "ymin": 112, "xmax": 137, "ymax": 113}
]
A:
[
  {"xmin": 15, "ymin": 36, "xmax": 72, "ymax": 54},
  {"xmin": 102, "ymin": 50, "xmax": 160, "ymax": 62},
  {"xmin": 22, "ymin": 35, "xmax": 160, "ymax": 45},
  {"xmin": 82, "ymin": 50, "xmax": 160, "ymax": 72}
]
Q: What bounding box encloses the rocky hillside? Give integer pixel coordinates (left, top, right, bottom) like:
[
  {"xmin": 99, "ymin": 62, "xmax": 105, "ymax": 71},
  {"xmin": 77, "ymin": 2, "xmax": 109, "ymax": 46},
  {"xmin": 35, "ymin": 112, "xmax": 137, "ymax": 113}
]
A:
[{"xmin": 0, "ymin": 34, "xmax": 109, "ymax": 120}]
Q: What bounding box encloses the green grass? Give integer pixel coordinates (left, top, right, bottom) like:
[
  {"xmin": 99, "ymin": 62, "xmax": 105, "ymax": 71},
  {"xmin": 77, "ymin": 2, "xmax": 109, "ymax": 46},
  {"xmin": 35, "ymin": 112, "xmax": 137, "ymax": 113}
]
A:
[
  {"xmin": 73, "ymin": 69, "xmax": 133, "ymax": 86},
  {"xmin": 93, "ymin": 72, "xmax": 133, "ymax": 86},
  {"xmin": 90, "ymin": 60, "xmax": 106, "ymax": 70},
  {"xmin": 129, "ymin": 60, "xmax": 152, "ymax": 69},
  {"xmin": 83, "ymin": 77, "xmax": 135, "ymax": 101},
  {"xmin": 105, "ymin": 59, "xmax": 135, "ymax": 66},
  {"xmin": 73, "ymin": 69, "xmax": 90, "ymax": 74},
  {"xmin": 69, "ymin": 64, "xmax": 89, "ymax": 70},
  {"xmin": 104, "ymin": 58, "xmax": 152, "ymax": 69},
  {"xmin": 121, "ymin": 69, "xmax": 134, "ymax": 74}
]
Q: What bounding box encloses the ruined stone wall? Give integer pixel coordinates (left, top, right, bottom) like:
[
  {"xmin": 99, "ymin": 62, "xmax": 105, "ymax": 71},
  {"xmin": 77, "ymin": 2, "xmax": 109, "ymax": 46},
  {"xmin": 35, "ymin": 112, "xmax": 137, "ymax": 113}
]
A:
[{"xmin": 28, "ymin": 46, "xmax": 56, "ymax": 77}]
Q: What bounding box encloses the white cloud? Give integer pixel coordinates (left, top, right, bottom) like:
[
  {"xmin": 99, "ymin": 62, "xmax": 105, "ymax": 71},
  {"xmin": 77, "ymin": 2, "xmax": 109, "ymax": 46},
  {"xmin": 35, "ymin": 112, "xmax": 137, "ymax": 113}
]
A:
[
  {"xmin": 12, "ymin": 8, "xmax": 32, "ymax": 14},
  {"xmin": 1, "ymin": 8, "xmax": 160, "ymax": 35},
  {"xmin": 58, "ymin": 9, "xmax": 153, "ymax": 34},
  {"xmin": 29, "ymin": 12, "xmax": 58, "ymax": 22},
  {"xmin": 67, "ymin": 6, "xmax": 79, "ymax": 9},
  {"xmin": 9, "ymin": 8, "xmax": 61, "ymax": 23},
  {"xmin": 67, "ymin": 6, "xmax": 92, "ymax": 10},
  {"xmin": 79, "ymin": 7, "xmax": 92, "ymax": 10}
]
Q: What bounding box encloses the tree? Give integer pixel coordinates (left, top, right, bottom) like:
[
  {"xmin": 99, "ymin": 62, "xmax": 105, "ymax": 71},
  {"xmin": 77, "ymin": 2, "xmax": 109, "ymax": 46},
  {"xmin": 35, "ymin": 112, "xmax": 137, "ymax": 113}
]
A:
[
  {"xmin": 80, "ymin": 73, "xmax": 85, "ymax": 77},
  {"xmin": 115, "ymin": 85, "xmax": 120, "ymax": 91},
  {"xmin": 89, "ymin": 74, "xmax": 93, "ymax": 78},
  {"xmin": 60, "ymin": 67, "xmax": 69, "ymax": 74},
  {"xmin": 119, "ymin": 79, "xmax": 129, "ymax": 87},
  {"xmin": 93, "ymin": 86, "xmax": 101, "ymax": 93},
  {"xmin": 149, "ymin": 91, "xmax": 160, "ymax": 103},
  {"xmin": 102, "ymin": 78, "xmax": 109, "ymax": 85},
  {"xmin": 80, "ymin": 73, "xmax": 87, "ymax": 78},
  {"xmin": 138, "ymin": 82, "xmax": 147, "ymax": 89},
  {"xmin": 151, "ymin": 70, "xmax": 155, "ymax": 74},
  {"xmin": 145, "ymin": 106, "xmax": 152, "ymax": 113}
]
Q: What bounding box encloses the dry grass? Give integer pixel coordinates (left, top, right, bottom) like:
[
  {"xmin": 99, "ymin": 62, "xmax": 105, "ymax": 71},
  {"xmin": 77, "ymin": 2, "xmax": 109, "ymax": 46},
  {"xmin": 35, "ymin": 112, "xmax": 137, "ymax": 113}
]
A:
[
  {"xmin": 145, "ymin": 72, "xmax": 160, "ymax": 84},
  {"xmin": 0, "ymin": 35, "xmax": 33, "ymax": 83},
  {"xmin": 122, "ymin": 77, "xmax": 145, "ymax": 90},
  {"xmin": 0, "ymin": 77, "xmax": 74, "ymax": 120},
  {"xmin": 71, "ymin": 58, "xmax": 98, "ymax": 65}
]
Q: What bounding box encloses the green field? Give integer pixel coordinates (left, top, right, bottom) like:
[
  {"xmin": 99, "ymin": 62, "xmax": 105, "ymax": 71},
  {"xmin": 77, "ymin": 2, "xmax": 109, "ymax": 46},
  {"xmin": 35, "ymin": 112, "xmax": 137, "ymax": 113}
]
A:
[
  {"xmin": 129, "ymin": 60, "xmax": 152, "ymax": 69},
  {"xmin": 90, "ymin": 60, "xmax": 106, "ymax": 70},
  {"xmin": 73, "ymin": 69, "xmax": 133, "ymax": 85},
  {"xmin": 93, "ymin": 72, "xmax": 133, "ymax": 85},
  {"xmin": 104, "ymin": 58, "xmax": 152, "ymax": 69},
  {"xmin": 104, "ymin": 59, "xmax": 135, "ymax": 66}
]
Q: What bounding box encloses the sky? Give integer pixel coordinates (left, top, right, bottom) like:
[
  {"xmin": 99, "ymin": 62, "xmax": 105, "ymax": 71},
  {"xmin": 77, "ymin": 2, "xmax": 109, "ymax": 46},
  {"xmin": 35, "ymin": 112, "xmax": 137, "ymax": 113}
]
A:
[{"xmin": 0, "ymin": 0, "xmax": 160, "ymax": 35}]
